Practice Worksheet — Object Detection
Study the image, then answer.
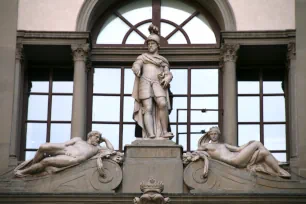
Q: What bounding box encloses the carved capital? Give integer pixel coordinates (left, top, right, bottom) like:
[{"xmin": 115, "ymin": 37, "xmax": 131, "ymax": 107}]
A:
[
  {"xmin": 220, "ymin": 44, "xmax": 240, "ymax": 65},
  {"xmin": 15, "ymin": 43, "xmax": 24, "ymax": 61},
  {"xmin": 71, "ymin": 43, "xmax": 90, "ymax": 62},
  {"xmin": 134, "ymin": 177, "xmax": 170, "ymax": 204},
  {"xmin": 286, "ymin": 42, "xmax": 296, "ymax": 70}
]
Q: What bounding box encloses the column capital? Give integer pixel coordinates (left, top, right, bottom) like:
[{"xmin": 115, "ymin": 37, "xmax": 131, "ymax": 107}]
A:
[
  {"xmin": 71, "ymin": 43, "xmax": 90, "ymax": 62},
  {"xmin": 15, "ymin": 43, "xmax": 24, "ymax": 61},
  {"xmin": 287, "ymin": 42, "xmax": 296, "ymax": 60},
  {"xmin": 220, "ymin": 43, "xmax": 240, "ymax": 64}
]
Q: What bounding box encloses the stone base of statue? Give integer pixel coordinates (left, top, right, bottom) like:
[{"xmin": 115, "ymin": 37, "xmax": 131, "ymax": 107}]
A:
[
  {"xmin": 122, "ymin": 139, "xmax": 183, "ymax": 193},
  {"xmin": 184, "ymin": 158, "xmax": 306, "ymax": 193},
  {"xmin": 0, "ymin": 158, "xmax": 122, "ymax": 193}
]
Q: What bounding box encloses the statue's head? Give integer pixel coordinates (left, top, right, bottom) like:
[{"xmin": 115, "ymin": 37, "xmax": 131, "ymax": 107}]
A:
[
  {"xmin": 146, "ymin": 24, "xmax": 160, "ymax": 53},
  {"xmin": 87, "ymin": 131, "xmax": 102, "ymax": 146},
  {"xmin": 208, "ymin": 126, "xmax": 221, "ymax": 142}
]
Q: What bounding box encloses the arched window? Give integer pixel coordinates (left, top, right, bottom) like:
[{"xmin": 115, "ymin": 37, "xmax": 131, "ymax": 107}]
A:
[{"xmin": 94, "ymin": 0, "xmax": 220, "ymax": 45}]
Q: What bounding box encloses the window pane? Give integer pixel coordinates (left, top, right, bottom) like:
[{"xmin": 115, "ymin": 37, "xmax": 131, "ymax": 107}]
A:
[
  {"xmin": 92, "ymin": 96, "xmax": 120, "ymax": 122},
  {"xmin": 161, "ymin": 22, "xmax": 175, "ymax": 38},
  {"xmin": 118, "ymin": 0, "xmax": 152, "ymax": 25},
  {"xmin": 31, "ymin": 82, "xmax": 49, "ymax": 93},
  {"xmin": 123, "ymin": 124, "xmax": 136, "ymax": 147},
  {"xmin": 191, "ymin": 69, "xmax": 218, "ymax": 94},
  {"xmin": 51, "ymin": 96, "xmax": 72, "ymax": 121},
  {"xmin": 238, "ymin": 125, "xmax": 260, "ymax": 146},
  {"xmin": 25, "ymin": 151, "xmax": 36, "ymax": 160},
  {"xmin": 264, "ymin": 125, "xmax": 286, "ymax": 150},
  {"xmin": 168, "ymin": 31, "xmax": 187, "ymax": 44},
  {"xmin": 263, "ymin": 81, "xmax": 284, "ymax": 94},
  {"xmin": 238, "ymin": 81, "xmax": 259, "ymax": 94},
  {"xmin": 238, "ymin": 97, "xmax": 260, "ymax": 122},
  {"xmin": 161, "ymin": 0, "xmax": 195, "ymax": 25},
  {"xmin": 183, "ymin": 14, "xmax": 216, "ymax": 44},
  {"xmin": 92, "ymin": 124, "xmax": 119, "ymax": 150},
  {"xmin": 263, "ymin": 96, "xmax": 285, "ymax": 122},
  {"xmin": 126, "ymin": 31, "xmax": 145, "ymax": 44},
  {"xmin": 171, "ymin": 125, "xmax": 187, "ymax": 150},
  {"xmin": 272, "ymin": 153, "xmax": 286, "ymax": 162},
  {"xmin": 94, "ymin": 68, "xmax": 121, "ymax": 94},
  {"xmin": 191, "ymin": 97, "xmax": 218, "ymax": 122},
  {"xmin": 53, "ymin": 68, "xmax": 73, "ymax": 93},
  {"xmin": 170, "ymin": 69, "xmax": 187, "ymax": 94},
  {"xmin": 50, "ymin": 124, "xmax": 71, "ymax": 143},
  {"xmin": 191, "ymin": 125, "xmax": 217, "ymax": 150},
  {"xmin": 169, "ymin": 97, "xmax": 187, "ymax": 123},
  {"xmin": 97, "ymin": 15, "xmax": 130, "ymax": 44},
  {"xmin": 29, "ymin": 68, "xmax": 49, "ymax": 93},
  {"xmin": 27, "ymin": 95, "xmax": 48, "ymax": 120},
  {"xmin": 124, "ymin": 68, "xmax": 135, "ymax": 94},
  {"xmin": 137, "ymin": 22, "xmax": 151, "ymax": 37},
  {"xmin": 124, "ymin": 96, "xmax": 134, "ymax": 122},
  {"xmin": 26, "ymin": 123, "xmax": 47, "ymax": 149}
]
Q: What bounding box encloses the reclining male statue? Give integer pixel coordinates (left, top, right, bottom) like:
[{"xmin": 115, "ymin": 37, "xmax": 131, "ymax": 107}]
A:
[
  {"xmin": 184, "ymin": 127, "xmax": 290, "ymax": 178},
  {"xmin": 14, "ymin": 131, "xmax": 115, "ymax": 177}
]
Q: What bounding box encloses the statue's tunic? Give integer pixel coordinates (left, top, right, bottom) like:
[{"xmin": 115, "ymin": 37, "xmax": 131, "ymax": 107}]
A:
[{"xmin": 132, "ymin": 53, "xmax": 171, "ymax": 138}]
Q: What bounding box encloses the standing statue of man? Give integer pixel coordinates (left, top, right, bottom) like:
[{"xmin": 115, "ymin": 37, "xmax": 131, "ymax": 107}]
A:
[{"xmin": 132, "ymin": 24, "xmax": 173, "ymax": 139}]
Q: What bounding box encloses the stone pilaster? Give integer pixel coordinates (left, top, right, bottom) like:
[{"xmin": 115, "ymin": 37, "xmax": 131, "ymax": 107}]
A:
[
  {"xmin": 71, "ymin": 44, "xmax": 90, "ymax": 139},
  {"xmin": 220, "ymin": 44, "xmax": 240, "ymax": 145},
  {"xmin": 9, "ymin": 43, "xmax": 24, "ymax": 166}
]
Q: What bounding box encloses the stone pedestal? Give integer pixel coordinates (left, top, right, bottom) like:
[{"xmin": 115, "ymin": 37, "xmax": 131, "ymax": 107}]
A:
[{"xmin": 122, "ymin": 140, "xmax": 183, "ymax": 193}]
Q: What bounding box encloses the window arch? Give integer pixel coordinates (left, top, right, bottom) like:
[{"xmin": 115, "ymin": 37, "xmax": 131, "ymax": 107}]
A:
[{"xmin": 92, "ymin": 0, "xmax": 220, "ymax": 45}]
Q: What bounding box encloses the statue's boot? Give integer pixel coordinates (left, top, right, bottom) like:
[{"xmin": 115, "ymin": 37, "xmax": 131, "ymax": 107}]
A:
[
  {"xmin": 162, "ymin": 132, "xmax": 173, "ymax": 139},
  {"xmin": 149, "ymin": 134, "xmax": 156, "ymax": 139}
]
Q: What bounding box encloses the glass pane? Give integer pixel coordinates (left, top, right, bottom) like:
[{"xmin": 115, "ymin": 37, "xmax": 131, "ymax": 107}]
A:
[
  {"xmin": 92, "ymin": 96, "xmax": 120, "ymax": 122},
  {"xmin": 272, "ymin": 153, "xmax": 286, "ymax": 162},
  {"xmin": 26, "ymin": 123, "xmax": 47, "ymax": 149},
  {"xmin": 161, "ymin": 0, "xmax": 195, "ymax": 25},
  {"xmin": 94, "ymin": 68, "xmax": 121, "ymax": 94},
  {"xmin": 137, "ymin": 22, "xmax": 151, "ymax": 37},
  {"xmin": 169, "ymin": 97, "xmax": 187, "ymax": 123},
  {"xmin": 53, "ymin": 68, "xmax": 73, "ymax": 93},
  {"xmin": 191, "ymin": 97, "xmax": 218, "ymax": 122},
  {"xmin": 27, "ymin": 95, "xmax": 48, "ymax": 120},
  {"xmin": 123, "ymin": 124, "xmax": 136, "ymax": 147},
  {"xmin": 50, "ymin": 124, "xmax": 71, "ymax": 143},
  {"xmin": 118, "ymin": 0, "xmax": 152, "ymax": 25},
  {"xmin": 238, "ymin": 97, "xmax": 260, "ymax": 122},
  {"xmin": 183, "ymin": 14, "xmax": 216, "ymax": 44},
  {"xmin": 263, "ymin": 81, "xmax": 284, "ymax": 94},
  {"xmin": 170, "ymin": 69, "xmax": 187, "ymax": 94},
  {"xmin": 264, "ymin": 124, "xmax": 286, "ymax": 150},
  {"xmin": 51, "ymin": 96, "xmax": 72, "ymax": 121},
  {"xmin": 92, "ymin": 124, "xmax": 119, "ymax": 150},
  {"xmin": 29, "ymin": 68, "xmax": 49, "ymax": 93},
  {"xmin": 124, "ymin": 96, "xmax": 134, "ymax": 122},
  {"xmin": 263, "ymin": 96, "xmax": 285, "ymax": 122},
  {"xmin": 168, "ymin": 31, "xmax": 187, "ymax": 44},
  {"xmin": 191, "ymin": 125, "xmax": 217, "ymax": 150},
  {"xmin": 161, "ymin": 22, "xmax": 175, "ymax": 38},
  {"xmin": 31, "ymin": 82, "xmax": 49, "ymax": 93},
  {"xmin": 25, "ymin": 151, "xmax": 36, "ymax": 160},
  {"xmin": 126, "ymin": 31, "xmax": 145, "ymax": 44},
  {"xmin": 191, "ymin": 69, "xmax": 218, "ymax": 94},
  {"xmin": 238, "ymin": 81, "xmax": 259, "ymax": 94},
  {"xmin": 97, "ymin": 15, "xmax": 130, "ymax": 44},
  {"xmin": 238, "ymin": 125, "xmax": 260, "ymax": 146},
  {"xmin": 124, "ymin": 68, "xmax": 135, "ymax": 94}
]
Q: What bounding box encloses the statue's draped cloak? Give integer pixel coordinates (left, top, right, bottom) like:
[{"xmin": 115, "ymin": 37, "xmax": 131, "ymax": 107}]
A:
[{"xmin": 132, "ymin": 53, "xmax": 171, "ymax": 138}]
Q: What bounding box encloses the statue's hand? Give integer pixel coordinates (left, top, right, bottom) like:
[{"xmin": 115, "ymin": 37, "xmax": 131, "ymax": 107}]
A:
[
  {"xmin": 160, "ymin": 77, "xmax": 171, "ymax": 88},
  {"xmin": 132, "ymin": 67, "xmax": 141, "ymax": 77}
]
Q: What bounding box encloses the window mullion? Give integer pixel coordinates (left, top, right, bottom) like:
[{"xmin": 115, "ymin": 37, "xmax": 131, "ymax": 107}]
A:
[
  {"xmin": 152, "ymin": 0, "xmax": 161, "ymax": 31},
  {"xmin": 46, "ymin": 68, "xmax": 53, "ymax": 143},
  {"xmin": 187, "ymin": 67, "xmax": 191, "ymax": 151},
  {"xmin": 119, "ymin": 67, "xmax": 125, "ymax": 151},
  {"xmin": 259, "ymin": 69, "xmax": 264, "ymax": 145}
]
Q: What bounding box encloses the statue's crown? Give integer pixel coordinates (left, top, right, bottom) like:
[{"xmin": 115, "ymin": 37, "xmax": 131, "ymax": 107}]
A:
[{"xmin": 140, "ymin": 177, "xmax": 164, "ymax": 193}]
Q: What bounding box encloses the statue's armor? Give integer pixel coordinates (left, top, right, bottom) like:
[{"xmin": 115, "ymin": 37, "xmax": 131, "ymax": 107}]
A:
[{"xmin": 139, "ymin": 63, "xmax": 166, "ymax": 100}]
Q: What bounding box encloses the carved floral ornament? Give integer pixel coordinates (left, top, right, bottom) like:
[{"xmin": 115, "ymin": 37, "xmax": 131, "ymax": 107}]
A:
[
  {"xmin": 286, "ymin": 42, "xmax": 296, "ymax": 70},
  {"xmin": 71, "ymin": 43, "xmax": 90, "ymax": 62},
  {"xmin": 15, "ymin": 43, "xmax": 24, "ymax": 61},
  {"xmin": 134, "ymin": 177, "xmax": 170, "ymax": 204},
  {"xmin": 219, "ymin": 43, "xmax": 240, "ymax": 68}
]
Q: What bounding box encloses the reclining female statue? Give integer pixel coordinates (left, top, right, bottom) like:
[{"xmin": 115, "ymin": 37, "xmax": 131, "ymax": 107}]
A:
[{"xmin": 193, "ymin": 126, "xmax": 290, "ymax": 178}]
